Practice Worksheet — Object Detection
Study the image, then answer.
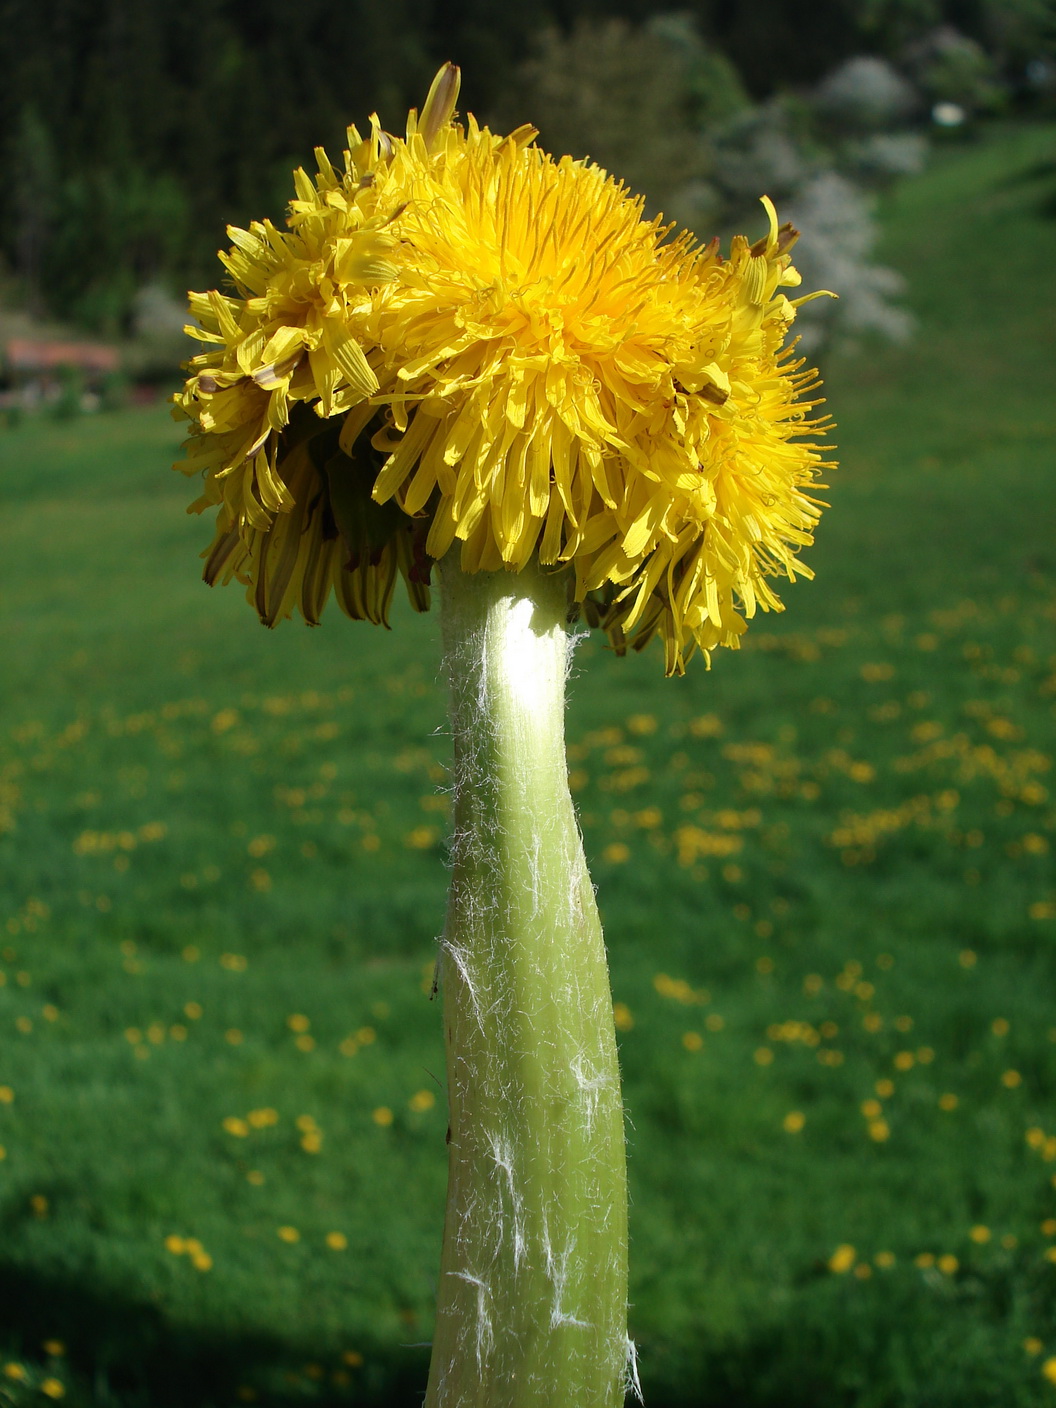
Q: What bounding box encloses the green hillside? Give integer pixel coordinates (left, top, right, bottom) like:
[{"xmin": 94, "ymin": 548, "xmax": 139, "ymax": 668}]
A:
[{"xmin": 1, "ymin": 122, "xmax": 1054, "ymax": 1407}]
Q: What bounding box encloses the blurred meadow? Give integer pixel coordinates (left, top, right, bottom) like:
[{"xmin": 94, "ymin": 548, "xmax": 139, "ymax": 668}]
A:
[{"xmin": 2, "ymin": 32, "xmax": 1056, "ymax": 1408}]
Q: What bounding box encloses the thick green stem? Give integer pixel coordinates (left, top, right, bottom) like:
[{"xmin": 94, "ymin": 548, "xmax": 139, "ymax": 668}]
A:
[{"xmin": 425, "ymin": 557, "xmax": 632, "ymax": 1408}]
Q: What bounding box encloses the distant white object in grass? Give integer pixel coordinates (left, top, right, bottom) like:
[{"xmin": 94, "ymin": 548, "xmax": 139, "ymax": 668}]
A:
[{"xmin": 932, "ymin": 102, "xmax": 967, "ymax": 127}]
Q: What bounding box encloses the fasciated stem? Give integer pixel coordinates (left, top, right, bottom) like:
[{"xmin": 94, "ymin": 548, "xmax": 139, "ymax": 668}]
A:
[{"xmin": 425, "ymin": 557, "xmax": 631, "ymax": 1408}]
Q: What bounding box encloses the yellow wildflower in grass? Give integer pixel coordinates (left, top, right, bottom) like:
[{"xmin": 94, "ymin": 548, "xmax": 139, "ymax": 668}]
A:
[
  {"xmin": 828, "ymin": 1244, "xmax": 856, "ymax": 1274},
  {"xmin": 1045, "ymin": 1357, "xmax": 1056, "ymax": 1386},
  {"xmin": 612, "ymin": 1002, "xmax": 634, "ymax": 1032},
  {"xmin": 626, "ymin": 714, "xmax": 657, "ymax": 736},
  {"xmin": 174, "ymin": 65, "xmax": 832, "ymax": 675}
]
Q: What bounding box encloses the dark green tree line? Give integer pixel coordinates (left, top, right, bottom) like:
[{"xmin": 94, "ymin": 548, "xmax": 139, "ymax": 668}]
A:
[{"xmin": 0, "ymin": 0, "xmax": 1051, "ymax": 333}]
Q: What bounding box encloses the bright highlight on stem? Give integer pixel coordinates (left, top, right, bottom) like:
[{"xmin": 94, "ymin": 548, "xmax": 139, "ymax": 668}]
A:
[{"xmin": 430, "ymin": 557, "xmax": 633, "ymax": 1407}]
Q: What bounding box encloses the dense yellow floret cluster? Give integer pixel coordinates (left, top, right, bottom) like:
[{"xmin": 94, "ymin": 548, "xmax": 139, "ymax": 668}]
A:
[{"xmin": 174, "ymin": 66, "xmax": 832, "ymax": 673}]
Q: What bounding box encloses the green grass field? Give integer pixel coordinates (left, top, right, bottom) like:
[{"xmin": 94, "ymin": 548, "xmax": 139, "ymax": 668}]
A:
[{"xmin": 1, "ymin": 123, "xmax": 1055, "ymax": 1408}]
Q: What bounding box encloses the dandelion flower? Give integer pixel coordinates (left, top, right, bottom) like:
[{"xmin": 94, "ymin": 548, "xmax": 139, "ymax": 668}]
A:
[
  {"xmin": 173, "ymin": 62, "xmax": 837, "ymax": 1408},
  {"xmin": 828, "ymin": 1244, "xmax": 856, "ymax": 1274},
  {"xmin": 175, "ymin": 66, "xmax": 831, "ymax": 675}
]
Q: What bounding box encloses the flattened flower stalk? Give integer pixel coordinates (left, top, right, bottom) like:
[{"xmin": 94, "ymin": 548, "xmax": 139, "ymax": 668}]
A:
[
  {"xmin": 174, "ymin": 62, "xmax": 833, "ymax": 1405},
  {"xmin": 432, "ymin": 556, "xmax": 632, "ymax": 1406}
]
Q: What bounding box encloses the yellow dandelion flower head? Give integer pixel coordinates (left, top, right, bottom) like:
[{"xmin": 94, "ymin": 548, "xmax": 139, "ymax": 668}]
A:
[{"xmin": 174, "ymin": 64, "xmax": 833, "ymax": 673}]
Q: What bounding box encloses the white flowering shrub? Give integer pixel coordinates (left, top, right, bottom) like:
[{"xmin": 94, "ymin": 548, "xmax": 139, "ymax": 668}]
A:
[
  {"xmin": 814, "ymin": 57, "xmax": 919, "ymax": 131},
  {"xmin": 786, "ymin": 172, "xmax": 914, "ymax": 353},
  {"xmin": 709, "ymin": 103, "xmax": 808, "ymax": 202},
  {"xmin": 846, "ymin": 132, "xmax": 929, "ymax": 182}
]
